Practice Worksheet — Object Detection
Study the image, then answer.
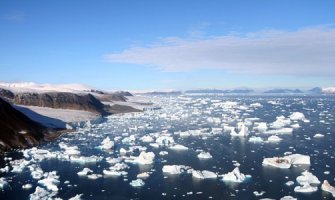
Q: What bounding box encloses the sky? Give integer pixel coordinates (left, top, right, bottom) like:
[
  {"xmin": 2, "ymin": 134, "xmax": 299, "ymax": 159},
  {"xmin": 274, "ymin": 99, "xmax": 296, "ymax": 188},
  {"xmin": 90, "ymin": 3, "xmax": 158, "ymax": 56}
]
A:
[{"xmin": 1, "ymin": 0, "xmax": 335, "ymax": 91}]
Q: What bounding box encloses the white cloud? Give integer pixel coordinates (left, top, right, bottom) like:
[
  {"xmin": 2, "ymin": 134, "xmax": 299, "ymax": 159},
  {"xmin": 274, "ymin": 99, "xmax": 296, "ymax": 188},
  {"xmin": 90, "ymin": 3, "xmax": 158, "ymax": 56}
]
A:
[
  {"xmin": 105, "ymin": 26, "xmax": 335, "ymax": 77},
  {"xmin": 4, "ymin": 11, "xmax": 25, "ymax": 22}
]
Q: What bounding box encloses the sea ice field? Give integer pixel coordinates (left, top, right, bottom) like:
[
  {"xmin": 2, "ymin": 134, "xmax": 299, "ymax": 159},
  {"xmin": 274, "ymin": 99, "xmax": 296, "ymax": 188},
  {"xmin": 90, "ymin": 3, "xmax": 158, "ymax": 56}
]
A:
[{"xmin": 0, "ymin": 95, "xmax": 335, "ymax": 200}]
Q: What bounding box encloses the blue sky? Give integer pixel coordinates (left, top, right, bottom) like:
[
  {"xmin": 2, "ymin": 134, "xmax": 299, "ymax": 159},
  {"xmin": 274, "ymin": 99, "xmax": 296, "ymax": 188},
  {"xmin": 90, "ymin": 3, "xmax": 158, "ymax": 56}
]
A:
[{"xmin": 1, "ymin": 0, "xmax": 335, "ymax": 91}]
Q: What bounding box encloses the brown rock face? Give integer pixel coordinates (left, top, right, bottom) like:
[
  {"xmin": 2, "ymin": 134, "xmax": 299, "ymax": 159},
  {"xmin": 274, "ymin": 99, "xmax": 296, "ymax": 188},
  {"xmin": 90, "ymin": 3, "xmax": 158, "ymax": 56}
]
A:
[
  {"xmin": 13, "ymin": 92, "xmax": 106, "ymax": 115},
  {"xmin": 0, "ymin": 98, "xmax": 49, "ymax": 151}
]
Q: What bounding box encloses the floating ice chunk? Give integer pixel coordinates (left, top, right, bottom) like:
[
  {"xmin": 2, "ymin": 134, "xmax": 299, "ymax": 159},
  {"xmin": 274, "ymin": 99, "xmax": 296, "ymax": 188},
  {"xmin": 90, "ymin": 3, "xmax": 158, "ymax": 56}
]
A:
[
  {"xmin": 289, "ymin": 112, "xmax": 306, "ymax": 121},
  {"xmin": 286, "ymin": 181, "xmax": 295, "ymax": 186},
  {"xmin": 140, "ymin": 135, "xmax": 154, "ymax": 143},
  {"xmin": 87, "ymin": 174, "xmax": 102, "ymax": 179},
  {"xmin": 230, "ymin": 122, "xmax": 249, "ymax": 137},
  {"xmin": 29, "ymin": 186, "xmax": 58, "ymax": 200},
  {"xmin": 248, "ymin": 136, "xmax": 264, "ymax": 143},
  {"xmin": 106, "ymin": 157, "xmax": 123, "ymax": 164},
  {"xmin": 265, "ymin": 128, "xmax": 293, "ymax": 135},
  {"xmin": 197, "ymin": 152, "xmax": 213, "ymax": 159},
  {"xmin": 10, "ymin": 159, "xmax": 30, "ymax": 173},
  {"xmin": 253, "ymin": 191, "xmax": 265, "ymax": 196},
  {"xmin": 250, "ymin": 103, "xmax": 262, "ymax": 108},
  {"xmin": 0, "ymin": 177, "xmax": 9, "ymax": 189},
  {"xmin": 162, "ymin": 165, "xmax": 192, "ymax": 174},
  {"xmin": 280, "ymin": 196, "xmax": 297, "ymax": 200},
  {"xmin": 313, "ymin": 133, "xmax": 325, "ymax": 138},
  {"xmin": 262, "ymin": 154, "xmax": 310, "ymax": 169},
  {"xmin": 267, "ymin": 135, "xmax": 282, "ymax": 142},
  {"xmin": 130, "ymin": 151, "xmax": 155, "ymax": 165},
  {"xmin": 156, "ymin": 136, "xmax": 174, "ymax": 146},
  {"xmin": 31, "ymin": 168, "xmax": 44, "ymax": 179},
  {"xmin": 77, "ymin": 168, "xmax": 93, "ymax": 176},
  {"xmin": 100, "ymin": 137, "xmax": 114, "ymax": 149},
  {"xmin": 271, "ymin": 116, "xmax": 291, "ymax": 129},
  {"xmin": 37, "ymin": 171, "xmax": 60, "ymax": 192},
  {"xmin": 119, "ymin": 148, "xmax": 127, "ymax": 155},
  {"xmin": 22, "ymin": 183, "xmax": 33, "ymax": 189},
  {"xmin": 69, "ymin": 194, "xmax": 83, "ymax": 200},
  {"xmin": 321, "ymin": 180, "xmax": 335, "ymax": 197},
  {"xmin": 64, "ymin": 146, "xmax": 80, "ymax": 155},
  {"xmin": 110, "ymin": 163, "xmax": 129, "ymax": 171},
  {"xmin": 137, "ymin": 172, "xmax": 150, "ymax": 179},
  {"xmin": 129, "ymin": 179, "xmax": 145, "ymax": 187},
  {"xmin": 294, "ymin": 184, "xmax": 318, "ymax": 193},
  {"xmin": 192, "ymin": 170, "xmax": 217, "ymax": 179},
  {"xmin": 296, "ymin": 171, "xmax": 320, "ymax": 185},
  {"xmin": 159, "ymin": 151, "xmax": 169, "ymax": 156},
  {"xmin": 70, "ymin": 155, "xmax": 102, "ymax": 164},
  {"xmin": 103, "ymin": 169, "xmax": 122, "ymax": 176},
  {"xmin": 221, "ymin": 167, "xmax": 249, "ymax": 183},
  {"xmin": 122, "ymin": 135, "xmax": 136, "ymax": 144},
  {"xmin": 0, "ymin": 166, "xmax": 9, "ymax": 173},
  {"xmin": 170, "ymin": 144, "xmax": 188, "ymax": 150}
]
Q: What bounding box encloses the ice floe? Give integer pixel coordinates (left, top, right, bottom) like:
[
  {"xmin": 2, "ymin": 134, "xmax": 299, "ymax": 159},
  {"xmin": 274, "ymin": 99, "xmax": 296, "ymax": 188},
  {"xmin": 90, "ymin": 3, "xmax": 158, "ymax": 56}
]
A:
[
  {"xmin": 129, "ymin": 179, "xmax": 145, "ymax": 187},
  {"xmin": 221, "ymin": 167, "xmax": 250, "ymax": 183},
  {"xmin": 262, "ymin": 154, "xmax": 310, "ymax": 169},
  {"xmin": 197, "ymin": 152, "xmax": 213, "ymax": 159},
  {"xmin": 192, "ymin": 170, "xmax": 217, "ymax": 179},
  {"xmin": 321, "ymin": 180, "xmax": 335, "ymax": 197},
  {"xmin": 100, "ymin": 136, "xmax": 114, "ymax": 149},
  {"xmin": 162, "ymin": 165, "xmax": 192, "ymax": 175}
]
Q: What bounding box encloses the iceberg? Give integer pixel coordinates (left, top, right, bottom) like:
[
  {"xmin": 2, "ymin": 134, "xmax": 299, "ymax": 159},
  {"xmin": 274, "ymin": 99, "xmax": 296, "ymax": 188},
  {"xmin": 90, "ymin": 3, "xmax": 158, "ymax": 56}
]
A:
[
  {"xmin": 169, "ymin": 144, "xmax": 188, "ymax": 150},
  {"xmin": 271, "ymin": 116, "xmax": 291, "ymax": 129},
  {"xmin": 137, "ymin": 172, "xmax": 150, "ymax": 179},
  {"xmin": 253, "ymin": 122, "xmax": 268, "ymax": 132},
  {"xmin": 140, "ymin": 135, "xmax": 154, "ymax": 143},
  {"xmin": 129, "ymin": 151, "xmax": 155, "ymax": 165},
  {"xmin": 280, "ymin": 196, "xmax": 297, "ymax": 200},
  {"xmin": 313, "ymin": 133, "xmax": 325, "ymax": 138},
  {"xmin": 37, "ymin": 171, "xmax": 60, "ymax": 192},
  {"xmin": 69, "ymin": 194, "xmax": 83, "ymax": 200},
  {"xmin": 77, "ymin": 168, "xmax": 93, "ymax": 176},
  {"xmin": 248, "ymin": 136, "xmax": 264, "ymax": 143},
  {"xmin": 103, "ymin": 169, "xmax": 123, "ymax": 176},
  {"xmin": 262, "ymin": 154, "xmax": 310, "ymax": 169},
  {"xmin": 100, "ymin": 136, "xmax": 114, "ymax": 149},
  {"xmin": 321, "ymin": 180, "xmax": 335, "ymax": 197},
  {"xmin": 162, "ymin": 165, "xmax": 192, "ymax": 175},
  {"xmin": 296, "ymin": 171, "xmax": 320, "ymax": 185},
  {"xmin": 129, "ymin": 179, "xmax": 145, "ymax": 187},
  {"xmin": 192, "ymin": 170, "xmax": 217, "ymax": 179},
  {"xmin": 156, "ymin": 135, "xmax": 174, "ymax": 146},
  {"xmin": 29, "ymin": 186, "xmax": 58, "ymax": 200},
  {"xmin": 22, "ymin": 183, "xmax": 33, "ymax": 189},
  {"xmin": 0, "ymin": 177, "xmax": 9, "ymax": 189},
  {"xmin": 197, "ymin": 152, "xmax": 213, "ymax": 159},
  {"xmin": 294, "ymin": 184, "xmax": 318, "ymax": 193},
  {"xmin": 267, "ymin": 135, "xmax": 282, "ymax": 142},
  {"xmin": 289, "ymin": 112, "xmax": 306, "ymax": 121},
  {"xmin": 221, "ymin": 167, "xmax": 249, "ymax": 183}
]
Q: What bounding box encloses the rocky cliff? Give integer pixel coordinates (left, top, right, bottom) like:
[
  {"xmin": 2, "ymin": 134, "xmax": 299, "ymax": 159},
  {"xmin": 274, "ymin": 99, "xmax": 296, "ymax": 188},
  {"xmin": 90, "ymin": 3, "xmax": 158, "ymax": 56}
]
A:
[{"xmin": 0, "ymin": 98, "xmax": 54, "ymax": 151}]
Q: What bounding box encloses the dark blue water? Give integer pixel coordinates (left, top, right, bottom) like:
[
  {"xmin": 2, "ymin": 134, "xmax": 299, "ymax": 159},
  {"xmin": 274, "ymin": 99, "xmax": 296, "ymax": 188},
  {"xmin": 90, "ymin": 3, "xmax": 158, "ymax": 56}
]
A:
[{"xmin": 0, "ymin": 95, "xmax": 334, "ymax": 200}]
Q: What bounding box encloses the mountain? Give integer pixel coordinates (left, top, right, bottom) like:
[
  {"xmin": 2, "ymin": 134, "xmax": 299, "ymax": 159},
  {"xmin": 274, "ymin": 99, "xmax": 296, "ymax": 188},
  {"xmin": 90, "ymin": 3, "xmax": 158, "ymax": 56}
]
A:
[
  {"xmin": 0, "ymin": 98, "xmax": 57, "ymax": 151},
  {"xmin": 309, "ymin": 87, "xmax": 322, "ymax": 94},
  {"xmin": 264, "ymin": 89, "xmax": 303, "ymax": 94},
  {"xmin": 185, "ymin": 89, "xmax": 254, "ymax": 94},
  {"xmin": 322, "ymin": 87, "xmax": 335, "ymax": 94}
]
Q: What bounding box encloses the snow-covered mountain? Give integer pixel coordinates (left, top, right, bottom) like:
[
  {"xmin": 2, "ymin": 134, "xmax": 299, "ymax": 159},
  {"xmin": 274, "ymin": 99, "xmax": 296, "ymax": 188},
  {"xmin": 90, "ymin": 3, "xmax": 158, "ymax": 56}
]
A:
[
  {"xmin": 321, "ymin": 87, "xmax": 335, "ymax": 94},
  {"xmin": 0, "ymin": 82, "xmax": 93, "ymax": 93}
]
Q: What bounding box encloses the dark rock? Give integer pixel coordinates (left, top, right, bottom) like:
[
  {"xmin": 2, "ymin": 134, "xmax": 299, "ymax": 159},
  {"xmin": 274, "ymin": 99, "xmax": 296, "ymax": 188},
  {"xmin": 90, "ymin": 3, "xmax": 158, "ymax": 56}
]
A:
[{"xmin": 0, "ymin": 98, "xmax": 51, "ymax": 151}]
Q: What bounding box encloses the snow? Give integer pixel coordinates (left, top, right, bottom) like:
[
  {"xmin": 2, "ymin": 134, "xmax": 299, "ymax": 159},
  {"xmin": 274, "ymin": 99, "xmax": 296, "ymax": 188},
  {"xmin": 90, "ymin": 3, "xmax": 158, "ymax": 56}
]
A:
[
  {"xmin": 15, "ymin": 105, "xmax": 99, "ymax": 129},
  {"xmin": 192, "ymin": 170, "xmax": 217, "ymax": 179},
  {"xmin": 321, "ymin": 180, "xmax": 335, "ymax": 197},
  {"xmin": 162, "ymin": 165, "xmax": 192, "ymax": 175},
  {"xmin": 221, "ymin": 167, "xmax": 249, "ymax": 183},
  {"xmin": 322, "ymin": 87, "xmax": 335, "ymax": 94},
  {"xmin": 129, "ymin": 179, "xmax": 145, "ymax": 187},
  {"xmin": 0, "ymin": 82, "xmax": 93, "ymax": 93}
]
